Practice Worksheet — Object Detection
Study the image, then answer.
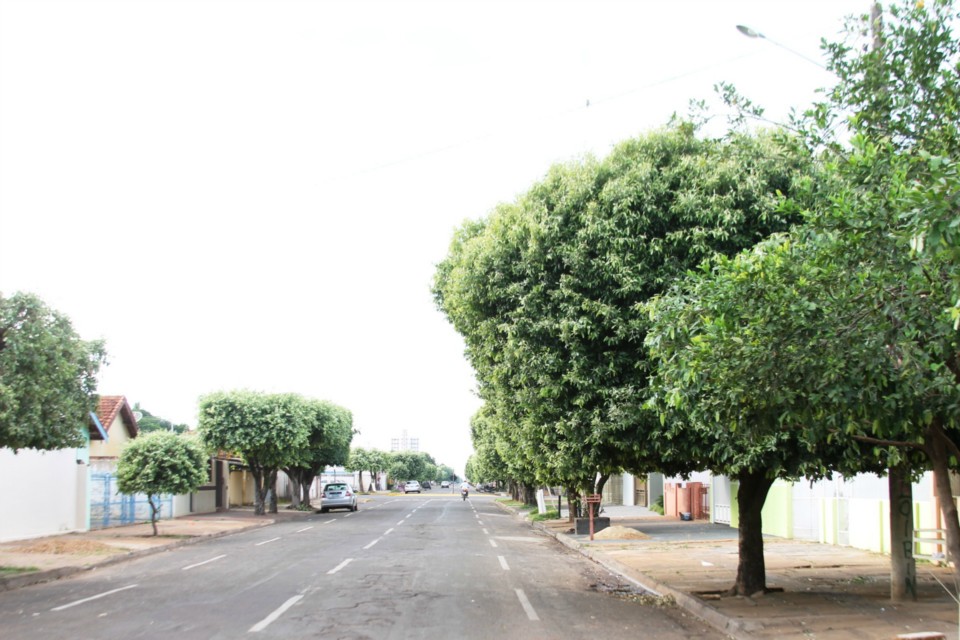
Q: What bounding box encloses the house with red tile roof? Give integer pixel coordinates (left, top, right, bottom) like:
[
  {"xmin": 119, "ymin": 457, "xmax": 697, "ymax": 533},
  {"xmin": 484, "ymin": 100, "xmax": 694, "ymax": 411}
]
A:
[{"xmin": 88, "ymin": 395, "xmax": 139, "ymax": 470}]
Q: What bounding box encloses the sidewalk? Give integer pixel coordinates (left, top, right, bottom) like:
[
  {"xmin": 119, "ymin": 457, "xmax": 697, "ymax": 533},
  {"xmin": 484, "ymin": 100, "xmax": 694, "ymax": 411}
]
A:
[
  {"xmin": 516, "ymin": 502, "xmax": 959, "ymax": 640},
  {"xmin": 0, "ymin": 507, "xmax": 311, "ymax": 592}
]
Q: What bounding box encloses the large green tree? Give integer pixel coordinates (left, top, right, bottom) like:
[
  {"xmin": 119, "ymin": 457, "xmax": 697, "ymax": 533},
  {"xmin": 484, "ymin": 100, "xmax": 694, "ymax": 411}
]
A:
[
  {"xmin": 347, "ymin": 447, "xmax": 384, "ymax": 492},
  {"xmin": 644, "ymin": 0, "xmax": 960, "ymax": 596},
  {"xmin": 198, "ymin": 391, "xmax": 311, "ymax": 515},
  {"xmin": 0, "ymin": 292, "xmax": 106, "ymax": 452},
  {"xmin": 804, "ymin": 0, "xmax": 960, "ymax": 584},
  {"xmin": 434, "ymin": 124, "xmax": 813, "ymax": 503},
  {"xmin": 116, "ymin": 431, "xmax": 208, "ymax": 535},
  {"xmin": 645, "ymin": 234, "xmax": 894, "ymax": 596},
  {"xmin": 285, "ymin": 400, "xmax": 353, "ymax": 509}
]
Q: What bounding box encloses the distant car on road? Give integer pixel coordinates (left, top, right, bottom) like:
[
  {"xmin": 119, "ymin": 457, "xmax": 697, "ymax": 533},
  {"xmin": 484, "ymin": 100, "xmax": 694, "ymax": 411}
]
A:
[
  {"xmin": 320, "ymin": 482, "xmax": 358, "ymax": 513},
  {"xmin": 422, "ymin": 481, "xmax": 432, "ymax": 490},
  {"xmin": 404, "ymin": 480, "xmax": 422, "ymax": 494},
  {"xmin": 440, "ymin": 481, "xmax": 450, "ymax": 488}
]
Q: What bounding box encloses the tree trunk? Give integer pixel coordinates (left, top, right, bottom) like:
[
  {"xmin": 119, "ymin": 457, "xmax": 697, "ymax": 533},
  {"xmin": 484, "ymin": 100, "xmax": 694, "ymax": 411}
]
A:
[
  {"xmin": 888, "ymin": 464, "xmax": 917, "ymax": 602},
  {"xmin": 287, "ymin": 472, "xmax": 302, "ymax": 510},
  {"xmin": 591, "ymin": 473, "xmax": 610, "ymax": 517},
  {"xmin": 251, "ymin": 467, "xmax": 266, "ymax": 515},
  {"xmin": 300, "ymin": 475, "xmax": 313, "ymax": 508},
  {"xmin": 523, "ymin": 484, "xmax": 537, "ymax": 507},
  {"xmin": 566, "ymin": 487, "xmax": 581, "ymax": 521},
  {"xmin": 732, "ymin": 470, "xmax": 775, "ymax": 596},
  {"xmin": 267, "ymin": 470, "xmax": 279, "ymax": 514},
  {"xmin": 925, "ymin": 422, "xmax": 960, "ymax": 585},
  {"xmin": 148, "ymin": 495, "xmax": 159, "ymax": 536}
]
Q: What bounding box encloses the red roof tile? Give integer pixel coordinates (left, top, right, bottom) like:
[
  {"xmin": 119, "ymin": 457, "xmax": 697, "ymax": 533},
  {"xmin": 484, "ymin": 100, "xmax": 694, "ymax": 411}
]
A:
[{"xmin": 96, "ymin": 396, "xmax": 139, "ymax": 439}]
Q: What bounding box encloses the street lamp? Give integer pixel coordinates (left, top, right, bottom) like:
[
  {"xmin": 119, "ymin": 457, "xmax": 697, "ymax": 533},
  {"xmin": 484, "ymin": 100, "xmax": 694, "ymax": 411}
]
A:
[{"xmin": 736, "ymin": 24, "xmax": 826, "ymax": 69}]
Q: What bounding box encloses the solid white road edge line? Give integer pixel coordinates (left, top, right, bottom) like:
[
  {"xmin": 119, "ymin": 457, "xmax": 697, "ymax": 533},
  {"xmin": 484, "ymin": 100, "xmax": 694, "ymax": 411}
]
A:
[
  {"xmin": 51, "ymin": 584, "xmax": 138, "ymax": 611},
  {"xmin": 327, "ymin": 558, "xmax": 354, "ymax": 575},
  {"xmin": 182, "ymin": 555, "xmax": 227, "ymax": 571},
  {"xmin": 515, "ymin": 589, "xmax": 540, "ymax": 621},
  {"xmin": 248, "ymin": 594, "xmax": 304, "ymax": 632}
]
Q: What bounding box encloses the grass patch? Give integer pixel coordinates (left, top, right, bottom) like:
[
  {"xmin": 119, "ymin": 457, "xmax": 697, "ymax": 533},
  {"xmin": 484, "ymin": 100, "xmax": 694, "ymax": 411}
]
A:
[
  {"xmin": 529, "ymin": 508, "xmax": 560, "ymax": 521},
  {"xmin": 0, "ymin": 565, "xmax": 39, "ymax": 576}
]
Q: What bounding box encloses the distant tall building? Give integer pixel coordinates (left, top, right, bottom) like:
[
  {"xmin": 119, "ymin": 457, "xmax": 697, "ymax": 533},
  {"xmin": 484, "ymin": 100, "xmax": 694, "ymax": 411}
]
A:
[{"xmin": 390, "ymin": 429, "xmax": 419, "ymax": 453}]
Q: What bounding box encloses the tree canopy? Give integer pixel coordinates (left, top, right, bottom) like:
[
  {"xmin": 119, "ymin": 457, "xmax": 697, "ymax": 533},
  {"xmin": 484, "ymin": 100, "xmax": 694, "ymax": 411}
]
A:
[
  {"xmin": 387, "ymin": 451, "xmax": 435, "ymax": 484},
  {"xmin": 0, "ymin": 292, "xmax": 106, "ymax": 452},
  {"xmin": 644, "ymin": 0, "xmax": 960, "ymax": 594},
  {"xmin": 199, "ymin": 391, "xmax": 312, "ymax": 515},
  {"xmin": 116, "ymin": 431, "xmax": 208, "ymax": 535},
  {"xmin": 434, "ymin": 124, "xmax": 813, "ymax": 497}
]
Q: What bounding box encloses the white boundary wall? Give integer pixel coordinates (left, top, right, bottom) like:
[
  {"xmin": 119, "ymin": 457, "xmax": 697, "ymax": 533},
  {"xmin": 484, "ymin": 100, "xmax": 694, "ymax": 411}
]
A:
[{"xmin": 0, "ymin": 447, "xmax": 87, "ymax": 542}]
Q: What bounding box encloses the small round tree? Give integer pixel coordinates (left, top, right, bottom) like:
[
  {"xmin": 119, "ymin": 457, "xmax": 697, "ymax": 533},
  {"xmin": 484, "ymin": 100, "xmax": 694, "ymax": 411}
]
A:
[{"xmin": 116, "ymin": 432, "xmax": 209, "ymax": 535}]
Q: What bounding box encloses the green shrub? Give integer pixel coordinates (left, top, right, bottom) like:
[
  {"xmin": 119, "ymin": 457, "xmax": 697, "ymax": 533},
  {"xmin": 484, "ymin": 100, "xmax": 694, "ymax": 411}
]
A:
[{"xmin": 650, "ymin": 494, "xmax": 665, "ymax": 515}]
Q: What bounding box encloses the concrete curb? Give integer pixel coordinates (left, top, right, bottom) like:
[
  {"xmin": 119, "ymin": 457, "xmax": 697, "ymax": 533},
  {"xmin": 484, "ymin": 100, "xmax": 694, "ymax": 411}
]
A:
[
  {"xmin": 492, "ymin": 500, "xmax": 756, "ymax": 640},
  {"xmin": 0, "ymin": 519, "xmax": 272, "ymax": 593}
]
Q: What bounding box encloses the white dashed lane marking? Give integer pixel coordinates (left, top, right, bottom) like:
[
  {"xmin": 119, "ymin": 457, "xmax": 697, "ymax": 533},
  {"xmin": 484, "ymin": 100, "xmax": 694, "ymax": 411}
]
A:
[
  {"xmin": 51, "ymin": 584, "xmax": 138, "ymax": 612},
  {"xmin": 327, "ymin": 558, "xmax": 354, "ymax": 575},
  {"xmin": 182, "ymin": 555, "xmax": 226, "ymax": 571},
  {"xmin": 515, "ymin": 589, "xmax": 540, "ymax": 621},
  {"xmin": 249, "ymin": 595, "xmax": 303, "ymax": 632},
  {"xmin": 255, "ymin": 537, "xmax": 280, "ymax": 546}
]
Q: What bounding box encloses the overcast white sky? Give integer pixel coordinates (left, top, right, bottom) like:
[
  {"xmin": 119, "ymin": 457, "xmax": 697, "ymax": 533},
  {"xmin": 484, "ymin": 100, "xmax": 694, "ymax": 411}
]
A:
[{"xmin": 0, "ymin": 0, "xmax": 867, "ymax": 475}]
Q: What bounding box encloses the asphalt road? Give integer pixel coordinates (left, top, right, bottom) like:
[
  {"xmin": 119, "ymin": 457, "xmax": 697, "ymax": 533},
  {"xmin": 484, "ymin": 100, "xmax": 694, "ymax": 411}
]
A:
[{"xmin": 0, "ymin": 495, "xmax": 723, "ymax": 639}]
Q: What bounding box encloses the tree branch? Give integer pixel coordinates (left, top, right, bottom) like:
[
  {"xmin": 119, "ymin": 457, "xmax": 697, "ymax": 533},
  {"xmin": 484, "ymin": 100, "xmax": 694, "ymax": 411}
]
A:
[{"xmin": 850, "ymin": 433, "xmax": 925, "ymax": 450}]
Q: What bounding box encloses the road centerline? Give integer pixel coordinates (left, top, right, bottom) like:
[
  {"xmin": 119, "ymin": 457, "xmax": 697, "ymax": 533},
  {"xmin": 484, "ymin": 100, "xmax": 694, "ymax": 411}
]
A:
[{"xmin": 327, "ymin": 558, "xmax": 354, "ymax": 575}]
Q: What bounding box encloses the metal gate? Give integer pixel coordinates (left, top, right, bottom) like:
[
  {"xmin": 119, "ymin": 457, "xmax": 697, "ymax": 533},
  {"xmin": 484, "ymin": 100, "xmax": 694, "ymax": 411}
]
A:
[{"xmin": 89, "ymin": 472, "xmax": 172, "ymax": 530}]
